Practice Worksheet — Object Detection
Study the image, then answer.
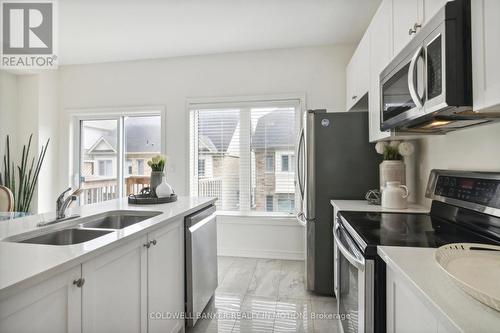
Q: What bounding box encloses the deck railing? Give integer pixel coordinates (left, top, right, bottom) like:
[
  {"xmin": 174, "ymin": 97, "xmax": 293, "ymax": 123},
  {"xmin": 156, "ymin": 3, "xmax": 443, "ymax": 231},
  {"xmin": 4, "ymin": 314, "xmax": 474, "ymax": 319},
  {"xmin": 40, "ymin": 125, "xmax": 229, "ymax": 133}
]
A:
[
  {"xmin": 198, "ymin": 177, "xmax": 222, "ymax": 199},
  {"xmin": 81, "ymin": 176, "xmax": 150, "ymax": 205}
]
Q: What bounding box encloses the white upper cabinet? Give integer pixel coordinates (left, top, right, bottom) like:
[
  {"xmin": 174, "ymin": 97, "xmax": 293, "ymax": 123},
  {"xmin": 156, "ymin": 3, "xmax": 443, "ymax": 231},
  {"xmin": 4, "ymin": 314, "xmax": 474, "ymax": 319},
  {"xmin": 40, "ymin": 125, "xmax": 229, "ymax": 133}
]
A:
[
  {"xmin": 346, "ymin": 32, "xmax": 370, "ymax": 111},
  {"xmin": 392, "ymin": 0, "xmax": 422, "ymax": 55},
  {"xmin": 422, "ymin": 0, "xmax": 449, "ymax": 24},
  {"xmin": 472, "ymin": 0, "xmax": 500, "ymax": 112},
  {"xmin": 368, "ymin": 0, "xmax": 393, "ymax": 141}
]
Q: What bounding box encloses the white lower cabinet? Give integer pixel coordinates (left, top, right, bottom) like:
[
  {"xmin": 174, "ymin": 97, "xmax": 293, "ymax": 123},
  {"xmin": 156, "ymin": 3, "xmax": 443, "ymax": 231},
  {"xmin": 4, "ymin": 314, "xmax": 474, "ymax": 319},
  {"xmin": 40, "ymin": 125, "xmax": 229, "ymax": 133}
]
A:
[
  {"xmin": 386, "ymin": 266, "xmax": 458, "ymax": 333},
  {"xmin": 147, "ymin": 220, "xmax": 184, "ymax": 333},
  {"xmin": 82, "ymin": 236, "xmax": 148, "ymax": 333},
  {"xmin": 1, "ymin": 218, "xmax": 186, "ymax": 333},
  {"xmin": 0, "ymin": 266, "xmax": 82, "ymax": 333}
]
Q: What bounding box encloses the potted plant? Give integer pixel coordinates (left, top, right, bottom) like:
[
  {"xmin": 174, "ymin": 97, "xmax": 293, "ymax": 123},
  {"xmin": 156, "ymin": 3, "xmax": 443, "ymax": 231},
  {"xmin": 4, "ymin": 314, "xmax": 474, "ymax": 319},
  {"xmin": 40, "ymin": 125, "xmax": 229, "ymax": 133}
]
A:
[
  {"xmin": 147, "ymin": 155, "xmax": 166, "ymax": 197},
  {"xmin": 375, "ymin": 141, "xmax": 414, "ymax": 191},
  {"xmin": 1, "ymin": 134, "xmax": 50, "ymax": 213}
]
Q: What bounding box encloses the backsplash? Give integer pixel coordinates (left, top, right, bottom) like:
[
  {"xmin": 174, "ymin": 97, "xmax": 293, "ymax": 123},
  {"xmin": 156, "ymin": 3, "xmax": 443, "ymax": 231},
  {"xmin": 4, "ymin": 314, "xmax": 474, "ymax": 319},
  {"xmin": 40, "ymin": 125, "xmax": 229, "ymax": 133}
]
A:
[{"xmin": 416, "ymin": 122, "xmax": 500, "ymax": 206}]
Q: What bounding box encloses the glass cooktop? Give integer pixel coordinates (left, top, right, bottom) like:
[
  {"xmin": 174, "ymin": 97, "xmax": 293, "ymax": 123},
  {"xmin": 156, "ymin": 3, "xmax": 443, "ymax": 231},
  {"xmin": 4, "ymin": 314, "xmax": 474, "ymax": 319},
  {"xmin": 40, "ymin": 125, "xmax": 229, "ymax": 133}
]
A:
[{"xmin": 338, "ymin": 211, "xmax": 499, "ymax": 257}]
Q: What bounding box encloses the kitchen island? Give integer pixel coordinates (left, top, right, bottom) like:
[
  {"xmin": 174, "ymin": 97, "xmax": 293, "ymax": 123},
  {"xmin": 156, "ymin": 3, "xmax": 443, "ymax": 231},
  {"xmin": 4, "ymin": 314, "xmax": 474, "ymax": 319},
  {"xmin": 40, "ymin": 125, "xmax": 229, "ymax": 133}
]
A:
[{"xmin": 0, "ymin": 196, "xmax": 215, "ymax": 333}]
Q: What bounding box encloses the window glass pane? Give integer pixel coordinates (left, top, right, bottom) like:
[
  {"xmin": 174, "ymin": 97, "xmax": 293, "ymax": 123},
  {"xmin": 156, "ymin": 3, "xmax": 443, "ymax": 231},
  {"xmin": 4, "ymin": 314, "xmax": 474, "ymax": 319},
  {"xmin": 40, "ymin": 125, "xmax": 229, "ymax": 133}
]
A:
[
  {"xmin": 251, "ymin": 107, "xmax": 296, "ymax": 213},
  {"xmin": 80, "ymin": 119, "xmax": 118, "ymax": 205},
  {"xmin": 266, "ymin": 195, "xmax": 274, "ymax": 211},
  {"xmin": 124, "ymin": 116, "xmax": 161, "ymax": 195},
  {"xmin": 194, "ymin": 109, "xmax": 240, "ymax": 211},
  {"xmin": 265, "ymin": 154, "xmax": 274, "ymax": 172}
]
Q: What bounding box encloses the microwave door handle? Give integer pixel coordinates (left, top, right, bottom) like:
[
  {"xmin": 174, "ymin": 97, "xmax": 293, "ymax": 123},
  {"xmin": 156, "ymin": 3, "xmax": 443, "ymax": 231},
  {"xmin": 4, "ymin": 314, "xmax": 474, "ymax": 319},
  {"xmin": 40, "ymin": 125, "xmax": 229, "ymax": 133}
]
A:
[
  {"xmin": 333, "ymin": 223, "xmax": 365, "ymax": 271},
  {"xmin": 408, "ymin": 45, "xmax": 424, "ymax": 109}
]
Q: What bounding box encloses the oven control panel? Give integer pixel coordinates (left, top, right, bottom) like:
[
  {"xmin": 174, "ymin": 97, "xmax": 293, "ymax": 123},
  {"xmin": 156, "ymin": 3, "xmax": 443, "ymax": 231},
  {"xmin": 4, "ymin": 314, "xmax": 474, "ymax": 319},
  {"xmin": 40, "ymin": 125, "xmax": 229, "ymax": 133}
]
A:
[{"xmin": 435, "ymin": 176, "xmax": 500, "ymax": 209}]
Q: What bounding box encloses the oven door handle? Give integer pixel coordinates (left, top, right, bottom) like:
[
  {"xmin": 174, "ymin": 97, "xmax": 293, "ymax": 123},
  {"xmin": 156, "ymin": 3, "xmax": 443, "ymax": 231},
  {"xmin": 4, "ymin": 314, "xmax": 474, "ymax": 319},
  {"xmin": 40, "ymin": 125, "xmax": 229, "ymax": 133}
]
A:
[
  {"xmin": 334, "ymin": 223, "xmax": 365, "ymax": 271},
  {"xmin": 408, "ymin": 45, "xmax": 424, "ymax": 109}
]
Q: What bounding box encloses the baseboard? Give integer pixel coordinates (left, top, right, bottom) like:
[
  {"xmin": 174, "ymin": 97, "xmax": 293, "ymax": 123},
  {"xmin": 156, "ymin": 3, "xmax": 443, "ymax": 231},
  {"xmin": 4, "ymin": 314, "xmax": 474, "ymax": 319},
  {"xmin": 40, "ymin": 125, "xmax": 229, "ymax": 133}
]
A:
[{"xmin": 218, "ymin": 247, "xmax": 304, "ymax": 260}]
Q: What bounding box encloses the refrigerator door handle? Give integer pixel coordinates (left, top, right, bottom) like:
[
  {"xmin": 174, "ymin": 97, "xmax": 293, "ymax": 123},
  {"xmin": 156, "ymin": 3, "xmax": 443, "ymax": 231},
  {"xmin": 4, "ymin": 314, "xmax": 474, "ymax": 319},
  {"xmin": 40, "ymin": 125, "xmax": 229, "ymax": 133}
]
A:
[
  {"xmin": 296, "ymin": 127, "xmax": 305, "ymax": 199},
  {"xmin": 296, "ymin": 212, "xmax": 308, "ymax": 227}
]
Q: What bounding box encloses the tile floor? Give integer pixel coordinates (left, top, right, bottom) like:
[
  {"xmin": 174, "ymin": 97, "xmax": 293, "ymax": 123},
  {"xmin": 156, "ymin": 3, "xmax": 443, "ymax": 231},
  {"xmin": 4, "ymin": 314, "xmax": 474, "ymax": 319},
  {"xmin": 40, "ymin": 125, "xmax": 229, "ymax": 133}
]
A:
[{"xmin": 188, "ymin": 257, "xmax": 340, "ymax": 333}]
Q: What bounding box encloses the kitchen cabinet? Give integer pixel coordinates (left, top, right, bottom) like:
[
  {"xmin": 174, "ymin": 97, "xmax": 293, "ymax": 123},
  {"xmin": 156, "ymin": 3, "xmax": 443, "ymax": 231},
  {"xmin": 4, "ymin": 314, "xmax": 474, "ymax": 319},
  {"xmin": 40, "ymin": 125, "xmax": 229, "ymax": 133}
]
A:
[
  {"xmin": 392, "ymin": 0, "xmax": 422, "ymax": 55},
  {"xmin": 82, "ymin": 236, "xmax": 148, "ymax": 333},
  {"xmin": 386, "ymin": 265, "xmax": 458, "ymax": 333},
  {"xmin": 368, "ymin": 0, "xmax": 393, "ymax": 141},
  {"xmin": 1, "ymin": 219, "xmax": 185, "ymax": 333},
  {"xmin": 147, "ymin": 219, "xmax": 184, "ymax": 333},
  {"xmin": 82, "ymin": 219, "xmax": 184, "ymax": 333},
  {"xmin": 0, "ymin": 266, "xmax": 82, "ymax": 333},
  {"xmin": 422, "ymin": 0, "xmax": 448, "ymax": 24},
  {"xmin": 471, "ymin": 0, "xmax": 500, "ymax": 112},
  {"xmin": 346, "ymin": 32, "xmax": 370, "ymax": 111}
]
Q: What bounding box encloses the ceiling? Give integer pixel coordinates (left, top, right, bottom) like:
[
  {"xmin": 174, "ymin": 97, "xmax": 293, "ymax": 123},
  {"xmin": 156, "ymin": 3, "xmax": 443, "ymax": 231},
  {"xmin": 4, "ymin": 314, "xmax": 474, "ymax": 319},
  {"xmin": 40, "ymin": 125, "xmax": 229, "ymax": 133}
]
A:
[{"xmin": 58, "ymin": 0, "xmax": 381, "ymax": 65}]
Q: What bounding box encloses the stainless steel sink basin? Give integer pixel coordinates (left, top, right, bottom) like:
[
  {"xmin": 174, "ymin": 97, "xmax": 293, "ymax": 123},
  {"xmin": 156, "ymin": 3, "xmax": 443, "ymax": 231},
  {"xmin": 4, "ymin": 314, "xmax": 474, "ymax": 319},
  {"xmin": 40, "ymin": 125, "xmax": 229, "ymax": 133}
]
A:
[
  {"xmin": 19, "ymin": 228, "xmax": 113, "ymax": 245},
  {"xmin": 79, "ymin": 211, "xmax": 162, "ymax": 229}
]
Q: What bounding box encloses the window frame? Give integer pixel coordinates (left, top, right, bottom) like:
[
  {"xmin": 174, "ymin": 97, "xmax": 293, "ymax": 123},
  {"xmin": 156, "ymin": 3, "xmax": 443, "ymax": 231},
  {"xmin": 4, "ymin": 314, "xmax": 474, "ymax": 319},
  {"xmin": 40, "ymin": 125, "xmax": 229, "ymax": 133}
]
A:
[
  {"xmin": 70, "ymin": 106, "xmax": 166, "ymax": 199},
  {"xmin": 187, "ymin": 94, "xmax": 305, "ymax": 217}
]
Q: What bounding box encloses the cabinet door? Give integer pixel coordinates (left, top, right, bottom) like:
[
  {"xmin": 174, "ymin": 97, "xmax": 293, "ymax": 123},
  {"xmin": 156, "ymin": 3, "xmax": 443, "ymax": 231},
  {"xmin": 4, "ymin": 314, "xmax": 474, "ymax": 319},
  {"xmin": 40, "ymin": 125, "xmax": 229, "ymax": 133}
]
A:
[
  {"xmin": 422, "ymin": 0, "xmax": 448, "ymax": 24},
  {"xmin": 0, "ymin": 266, "xmax": 82, "ymax": 333},
  {"xmin": 386, "ymin": 266, "xmax": 438, "ymax": 333},
  {"xmin": 356, "ymin": 32, "xmax": 370, "ymax": 98},
  {"xmin": 148, "ymin": 219, "xmax": 184, "ymax": 333},
  {"xmin": 82, "ymin": 236, "xmax": 148, "ymax": 333},
  {"xmin": 346, "ymin": 54, "xmax": 357, "ymax": 111},
  {"xmin": 369, "ymin": 0, "xmax": 393, "ymax": 142},
  {"xmin": 472, "ymin": 0, "xmax": 500, "ymax": 112},
  {"xmin": 392, "ymin": 0, "xmax": 421, "ymax": 55}
]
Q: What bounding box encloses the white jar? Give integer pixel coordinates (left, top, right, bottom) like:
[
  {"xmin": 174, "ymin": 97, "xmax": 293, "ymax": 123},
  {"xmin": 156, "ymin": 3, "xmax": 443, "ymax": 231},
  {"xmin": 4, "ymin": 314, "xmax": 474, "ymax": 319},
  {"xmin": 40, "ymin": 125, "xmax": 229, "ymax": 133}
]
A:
[
  {"xmin": 381, "ymin": 181, "xmax": 409, "ymax": 209},
  {"xmin": 155, "ymin": 177, "xmax": 173, "ymax": 198}
]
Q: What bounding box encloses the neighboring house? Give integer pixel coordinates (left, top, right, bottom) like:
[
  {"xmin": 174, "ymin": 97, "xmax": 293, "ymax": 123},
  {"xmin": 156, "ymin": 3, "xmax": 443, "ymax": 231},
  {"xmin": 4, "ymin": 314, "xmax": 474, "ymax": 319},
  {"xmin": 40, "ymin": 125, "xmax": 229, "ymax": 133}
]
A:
[
  {"xmin": 82, "ymin": 120, "xmax": 161, "ymax": 181},
  {"xmin": 197, "ymin": 111, "xmax": 240, "ymax": 210},
  {"xmin": 251, "ymin": 110, "xmax": 296, "ymax": 212}
]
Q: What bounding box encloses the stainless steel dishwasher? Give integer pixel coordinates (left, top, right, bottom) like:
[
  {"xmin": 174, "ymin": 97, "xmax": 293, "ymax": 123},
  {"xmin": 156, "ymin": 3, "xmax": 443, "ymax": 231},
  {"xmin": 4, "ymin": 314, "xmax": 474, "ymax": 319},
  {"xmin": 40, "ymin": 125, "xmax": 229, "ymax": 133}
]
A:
[{"xmin": 185, "ymin": 204, "xmax": 218, "ymax": 328}]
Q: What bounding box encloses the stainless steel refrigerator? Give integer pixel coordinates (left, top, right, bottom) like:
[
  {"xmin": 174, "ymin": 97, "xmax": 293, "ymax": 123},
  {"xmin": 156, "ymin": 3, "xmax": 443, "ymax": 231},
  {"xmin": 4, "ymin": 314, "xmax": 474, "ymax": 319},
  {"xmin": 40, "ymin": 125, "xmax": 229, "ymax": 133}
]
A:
[{"xmin": 296, "ymin": 110, "xmax": 381, "ymax": 295}]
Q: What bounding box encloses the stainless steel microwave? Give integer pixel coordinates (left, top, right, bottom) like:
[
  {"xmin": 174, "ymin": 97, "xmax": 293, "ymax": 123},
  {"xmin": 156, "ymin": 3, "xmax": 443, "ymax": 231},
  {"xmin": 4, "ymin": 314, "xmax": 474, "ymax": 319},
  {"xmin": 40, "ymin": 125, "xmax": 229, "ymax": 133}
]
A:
[{"xmin": 380, "ymin": 0, "xmax": 499, "ymax": 133}]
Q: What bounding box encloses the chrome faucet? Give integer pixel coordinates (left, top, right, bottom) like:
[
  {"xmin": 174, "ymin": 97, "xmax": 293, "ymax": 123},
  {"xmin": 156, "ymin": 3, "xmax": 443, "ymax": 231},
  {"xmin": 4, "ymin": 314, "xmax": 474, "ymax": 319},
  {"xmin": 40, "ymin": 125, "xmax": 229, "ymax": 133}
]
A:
[{"xmin": 56, "ymin": 187, "xmax": 82, "ymax": 220}]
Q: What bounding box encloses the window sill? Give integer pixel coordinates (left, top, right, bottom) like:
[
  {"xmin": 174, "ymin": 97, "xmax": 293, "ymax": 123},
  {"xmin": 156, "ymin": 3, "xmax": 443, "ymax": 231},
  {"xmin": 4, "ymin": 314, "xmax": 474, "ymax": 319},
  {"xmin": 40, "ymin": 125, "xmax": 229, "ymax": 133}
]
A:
[{"xmin": 217, "ymin": 210, "xmax": 294, "ymax": 218}]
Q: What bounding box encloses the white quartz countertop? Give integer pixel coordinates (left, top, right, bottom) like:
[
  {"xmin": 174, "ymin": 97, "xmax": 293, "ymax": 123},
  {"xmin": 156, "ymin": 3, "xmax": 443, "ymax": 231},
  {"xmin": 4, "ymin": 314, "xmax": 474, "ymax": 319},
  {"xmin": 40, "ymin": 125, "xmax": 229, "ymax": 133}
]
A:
[
  {"xmin": 330, "ymin": 199, "xmax": 429, "ymax": 214},
  {"xmin": 378, "ymin": 246, "xmax": 500, "ymax": 332},
  {"xmin": 0, "ymin": 196, "xmax": 215, "ymax": 300}
]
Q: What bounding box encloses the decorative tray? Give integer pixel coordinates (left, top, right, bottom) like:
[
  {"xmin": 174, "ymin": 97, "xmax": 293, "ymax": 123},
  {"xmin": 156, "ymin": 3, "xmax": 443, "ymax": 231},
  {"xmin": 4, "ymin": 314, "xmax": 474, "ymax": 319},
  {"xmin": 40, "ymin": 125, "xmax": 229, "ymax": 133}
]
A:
[
  {"xmin": 435, "ymin": 243, "xmax": 500, "ymax": 312},
  {"xmin": 128, "ymin": 187, "xmax": 177, "ymax": 205}
]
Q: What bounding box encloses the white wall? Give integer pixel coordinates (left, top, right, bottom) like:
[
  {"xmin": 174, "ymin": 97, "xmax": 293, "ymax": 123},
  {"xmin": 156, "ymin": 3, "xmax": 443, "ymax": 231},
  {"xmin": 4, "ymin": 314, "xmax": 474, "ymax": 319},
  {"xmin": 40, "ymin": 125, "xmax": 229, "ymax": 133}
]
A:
[
  {"xmin": 417, "ymin": 122, "xmax": 500, "ymax": 206},
  {"xmin": 57, "ymin": 45, "xmax": 353, "ymax": 259},
  {"xmin": 0, "ymin": 71, "xmax": 18, "ymax": 164}
]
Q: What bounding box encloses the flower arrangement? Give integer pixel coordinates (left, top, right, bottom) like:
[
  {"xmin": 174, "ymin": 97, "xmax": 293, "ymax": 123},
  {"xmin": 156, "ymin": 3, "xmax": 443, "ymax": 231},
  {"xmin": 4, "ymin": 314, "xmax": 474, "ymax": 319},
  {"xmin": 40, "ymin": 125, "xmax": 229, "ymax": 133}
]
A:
[
  {"xmin": 147, "ymin": 155, "xmax": 166, "ymax": 172},
  {"xmin": 375, "ymin": 141, "xmax": 415, "ymax": 160}
]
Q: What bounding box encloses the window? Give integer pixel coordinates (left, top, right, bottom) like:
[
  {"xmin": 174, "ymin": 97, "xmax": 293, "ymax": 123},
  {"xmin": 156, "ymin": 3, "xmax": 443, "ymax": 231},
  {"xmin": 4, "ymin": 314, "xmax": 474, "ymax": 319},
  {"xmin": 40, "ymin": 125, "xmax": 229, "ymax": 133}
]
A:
[
  {"xmin": 266, "ymin": 195, "xmax": 274, "ymax": 211},
  {"xmin": 281, "ymin": 155, "xmax": 289, "ymax": 172},
  {"xmin": 98, "ymin": 160, "xmax": 113, "ymax": 176},
  {"xmin": 137, "ymin": 160, "xmax": 145, "ymax": 175},
  {"xmin": 126, "ymin": 160, "xmax": 132, "ymax": 175},
  {"xmin": 265, "ymin": 154, "xmax": 274, "ymax": 172},
  {"xmin": 198, "ymin": 159, "xmax": 206, "ymax": 177},
  {"xmin": 77, "ymin": 113, "xmax": 163, "ymax": 205},
  {"xmin": 190, "ymin": 100, "xmax": 298, "ymax": 214},
  {"xmin": 277, "ymin": 198, "xmax": 295, "ymax": 212}
]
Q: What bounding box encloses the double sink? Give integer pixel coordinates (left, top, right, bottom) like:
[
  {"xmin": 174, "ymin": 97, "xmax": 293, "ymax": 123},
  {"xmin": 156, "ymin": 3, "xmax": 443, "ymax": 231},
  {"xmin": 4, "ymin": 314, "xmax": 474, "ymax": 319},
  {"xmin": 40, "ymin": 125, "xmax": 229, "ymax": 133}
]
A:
[{"xmin": 12, "ymin": 210, "xmax": 162, "ymax": 246}]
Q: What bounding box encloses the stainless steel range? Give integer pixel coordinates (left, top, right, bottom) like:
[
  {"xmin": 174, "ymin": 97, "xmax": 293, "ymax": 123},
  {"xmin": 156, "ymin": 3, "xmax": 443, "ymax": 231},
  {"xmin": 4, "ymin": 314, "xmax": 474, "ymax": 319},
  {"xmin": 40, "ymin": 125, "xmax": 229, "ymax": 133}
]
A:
[{"xmin": 334, "ymin": 170, "xmax": 500, "ymax": 333}]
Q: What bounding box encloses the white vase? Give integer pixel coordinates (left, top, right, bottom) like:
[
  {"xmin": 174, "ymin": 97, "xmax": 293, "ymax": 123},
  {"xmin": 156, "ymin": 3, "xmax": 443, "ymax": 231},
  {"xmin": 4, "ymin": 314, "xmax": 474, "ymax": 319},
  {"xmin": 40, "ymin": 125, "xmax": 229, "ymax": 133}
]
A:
[
  {"xmin": 155, "ymin": 177, "xmax": 173, "ymax": 198},
  {"xmin": 379, "ymin": 160, "xmax": 406, "ymax": 191}
]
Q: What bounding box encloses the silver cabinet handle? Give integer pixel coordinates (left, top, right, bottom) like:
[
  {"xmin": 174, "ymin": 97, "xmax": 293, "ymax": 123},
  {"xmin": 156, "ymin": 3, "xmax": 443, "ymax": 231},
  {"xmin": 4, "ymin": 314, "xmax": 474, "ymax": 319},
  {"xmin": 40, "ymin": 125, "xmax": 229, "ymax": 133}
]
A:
[
  {"xmin": 408, "ymin": 45, "xmax": 424, "ymax": 109},
  {"xmin": 409, "ymin": 22, "xmax": 422, "ymax": 35},
  {"xmin": 73, "ymin": 278, "xmax": 85, "ymax": 288},
  {"xmin": 352, "ymin": 95, "xmax": 357, "ymax": 100},
  {"xmin": 143, "ymin": 242, "xmax": 151, "ymax": 248},
  {"xmin": 151, "ymin": 239, "xmax": 157, "ymax": 246}
]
